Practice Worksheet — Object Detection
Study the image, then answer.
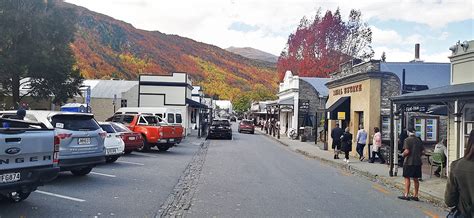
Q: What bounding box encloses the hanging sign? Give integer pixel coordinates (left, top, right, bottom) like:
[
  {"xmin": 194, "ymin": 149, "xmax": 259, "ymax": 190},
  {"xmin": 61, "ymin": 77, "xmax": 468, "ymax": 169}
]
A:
[{"xmin": 338, "ymin": 112, "xmax": 346, "ymax": 120}]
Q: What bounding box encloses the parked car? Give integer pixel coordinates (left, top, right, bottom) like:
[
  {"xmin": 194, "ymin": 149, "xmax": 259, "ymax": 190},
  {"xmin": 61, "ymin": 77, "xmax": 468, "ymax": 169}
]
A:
[
  {"xmin": 110, "ymin": 122, "xmax": 144, "ymax": 154},
  {"xmin": 1, "ymin": 111, "xmax": 106, "ymax": 176},
  {"xmin": 99, "ymin": 122, "xmax": 125, "ymax": 163},
  {"xmin": 208, "ymin": 119, "xmax": 232, "ymax": 139},
  {"xmin": 0, "ymin": 117, "xmax": 60, "ymax": 202},
  {"xmin": 114, "ymin": 107, "xmax": 184, "ymax": 135},
  {"xmin": 238, "ymin": 119, "xmax": 255, "ymax": 134},
  {"xmin": 111, "ymin": 114, "xmax": 182, "ymax": 151},
  {"xmin": 230, "ymin": 117, "xmax": 236, "ymax": 122}
]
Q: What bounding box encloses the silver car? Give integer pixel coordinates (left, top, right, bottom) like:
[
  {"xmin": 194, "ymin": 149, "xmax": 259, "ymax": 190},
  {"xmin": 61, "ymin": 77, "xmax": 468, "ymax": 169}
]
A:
[{"xmin": 1, "ymin": 110, "xmax": 106, "ymax": 176}]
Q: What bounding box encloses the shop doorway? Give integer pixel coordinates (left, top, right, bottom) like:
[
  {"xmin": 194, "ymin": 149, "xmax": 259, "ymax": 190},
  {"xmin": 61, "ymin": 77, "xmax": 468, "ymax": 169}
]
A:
[{"xmin": 357, "ymin": 111, "xmax": 364, "ymax": 128}]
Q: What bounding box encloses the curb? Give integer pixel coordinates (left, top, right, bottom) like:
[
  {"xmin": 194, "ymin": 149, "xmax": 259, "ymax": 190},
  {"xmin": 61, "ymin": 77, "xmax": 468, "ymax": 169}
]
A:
[{"xmin": 259, "ymin": 131, "xmax": 446, "ymax": 208}]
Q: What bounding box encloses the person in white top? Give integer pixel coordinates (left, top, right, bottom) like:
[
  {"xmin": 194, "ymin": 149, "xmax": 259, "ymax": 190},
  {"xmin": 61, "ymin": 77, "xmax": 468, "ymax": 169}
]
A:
[
  {"xmin": 356, "ymin": 124, "xmax": 368, "ymax": 161},
  {"xmin": 433, "ymin": 138, "xmax": 447, "ymax": 177},
  {"xmin": 369, "ymin": 127, "xmax": 386, "ymax": 164}
]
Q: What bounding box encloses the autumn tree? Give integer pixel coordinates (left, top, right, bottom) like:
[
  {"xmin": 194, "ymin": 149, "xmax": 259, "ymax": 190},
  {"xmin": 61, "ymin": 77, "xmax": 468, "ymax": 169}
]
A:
[
  {"xmin": 277, "ymin": 8, "xmax": 373, "ymax": 79},
  {"xmin": 0, "ymin": 0, "xmax": 83, "ymax": 108}
]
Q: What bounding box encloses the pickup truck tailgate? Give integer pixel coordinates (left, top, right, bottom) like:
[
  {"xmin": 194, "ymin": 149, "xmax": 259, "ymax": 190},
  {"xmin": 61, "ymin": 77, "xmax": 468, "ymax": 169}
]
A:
[{"xmin": 1, "ymin": 130, "xmax": 55, "ymax": 171}]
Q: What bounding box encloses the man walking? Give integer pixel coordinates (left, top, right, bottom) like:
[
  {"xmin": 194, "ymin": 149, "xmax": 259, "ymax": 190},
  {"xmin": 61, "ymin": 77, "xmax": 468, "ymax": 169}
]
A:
[
  {"xmin": 356, "ymin": 124, "xmax": 368, "ymax": 161},
  {"xmin": 398, "ymin": 128, "xmax": 424, "ymax": 201},
  {"xmin": 331, "ymin": 123, "xmax": 343, "ymax": 159}
]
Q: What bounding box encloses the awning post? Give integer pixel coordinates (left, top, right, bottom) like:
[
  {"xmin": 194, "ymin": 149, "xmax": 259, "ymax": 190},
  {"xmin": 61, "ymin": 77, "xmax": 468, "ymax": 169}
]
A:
[{"xmin": 389, "ymin": 100, "xmax": 395, "ymax": 177}]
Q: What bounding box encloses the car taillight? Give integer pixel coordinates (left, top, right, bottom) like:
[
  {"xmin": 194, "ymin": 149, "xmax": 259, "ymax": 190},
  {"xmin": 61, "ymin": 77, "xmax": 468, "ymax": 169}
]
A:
[
  {"xmin": 99, "ymin": 131, "xmax": 107, "ymax": 139},
  {"xmin": 56, "ymin": 133, "xmax": 72, "ymax": 139},
  {"xmin": 53, "ymin": 136, "xmax": 60, "ymax": 164}
]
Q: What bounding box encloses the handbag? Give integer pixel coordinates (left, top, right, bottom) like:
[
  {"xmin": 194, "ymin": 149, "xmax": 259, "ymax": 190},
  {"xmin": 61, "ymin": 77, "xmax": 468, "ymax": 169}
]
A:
[{"xmin": 446, "ymin": 207, "xmax": 464, "ymax": 218}]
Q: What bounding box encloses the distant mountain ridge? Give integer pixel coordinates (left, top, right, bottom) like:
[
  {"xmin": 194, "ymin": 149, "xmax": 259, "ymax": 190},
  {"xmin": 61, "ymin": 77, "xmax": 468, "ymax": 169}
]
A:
[
  {"xmin": 226, "ymin": 47, "xmax": 278, "ymax": 63},
  {"xmin": 66, "ymin": 2, "xmax": 278, "ymax": 101}
]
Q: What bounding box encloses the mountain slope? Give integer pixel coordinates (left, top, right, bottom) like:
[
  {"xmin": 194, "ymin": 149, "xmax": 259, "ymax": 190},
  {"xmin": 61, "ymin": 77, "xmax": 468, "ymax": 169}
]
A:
[
  {"xmin": 68, "ymin": 3, "xmax": 278, "ymax": 101},
  {"xmin": 226, "ymin": 47, "xmax": 278, "ymax": 63}
]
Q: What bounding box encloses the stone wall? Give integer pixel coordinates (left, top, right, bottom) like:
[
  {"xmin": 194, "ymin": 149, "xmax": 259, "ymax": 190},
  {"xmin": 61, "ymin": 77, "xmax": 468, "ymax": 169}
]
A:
[
  {"xmin": 330, "ymin": 60, "xmax": 381, "ymax": 81},
  {"xmin": 380, "ymin": 74, "xmax": 401, "ymax": 115},
  {"xmin": 298, "ymin": 79, "xmax": 325, "ymax": 140}
]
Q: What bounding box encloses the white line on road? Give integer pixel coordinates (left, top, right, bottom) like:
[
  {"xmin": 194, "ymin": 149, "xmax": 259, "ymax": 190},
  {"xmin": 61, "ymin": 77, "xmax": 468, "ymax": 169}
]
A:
[
  {"xmin": 131, "ymin": 153, "xmax": 158, "ymax": 158},
  {"xmin": 35, "ymin": 190, "xmax": 86, "ymax": 202},
  {"xmin": 90, "ymin": 172, "xmax": 116, "ymax": 178},
  {"xmin": 116, "ymin": 160, "xmax": 145, "ymax": 166}
]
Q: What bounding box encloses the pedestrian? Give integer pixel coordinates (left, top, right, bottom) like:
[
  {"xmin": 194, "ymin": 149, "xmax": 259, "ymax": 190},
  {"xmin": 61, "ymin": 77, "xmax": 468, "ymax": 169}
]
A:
[
  {"xmin": 369, "ymin": 127, "xmax": 386, "ymax": 164},
  {"xmin": 433, "ymin": 138, "xmax": 447, "ymax": 177},
  {"xmin": 356, "ymin": 124, "xmax": 368, "ymax": 161},
  {"xmin": 445, "ymin": 130, "xmax": 474, "ymax": 217},
  {"xmin": 341, "ymin": 127, "xmax": 353, "ymax": 163},
  {"xmin": 331, "ymin": 123, "xmax": 343, "ymax": 159},
  {"xmin": 398, "ymin": 127, "xmax": 424, "ymax": 201}
]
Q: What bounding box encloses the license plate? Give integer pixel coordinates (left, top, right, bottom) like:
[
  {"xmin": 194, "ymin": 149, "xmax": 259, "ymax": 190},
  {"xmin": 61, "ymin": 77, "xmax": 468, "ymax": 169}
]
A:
[
  {"xmin": 0, "ymin": 172, "xmax": 21, "ymax": 183},
  {"xmin": 78, "ymin": 138, "xmax": 91, "ymax": 145},
  {"xmin": 106, "ymin": 148, "xmax": 118, "ymax": 155},
  {"xmin": 128, "ymin": 136, "xmax": 136, "ymax": 141},
  {"xmin": 169, "ymin": 139, "xmax": 175, "ymax": 142}
]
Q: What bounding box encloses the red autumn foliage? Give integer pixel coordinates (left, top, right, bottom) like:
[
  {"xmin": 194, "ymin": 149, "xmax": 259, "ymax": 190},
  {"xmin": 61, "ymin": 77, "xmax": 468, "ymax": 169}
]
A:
[{"xmin": 277, "ymin": 9, "xmax": 374, "ymax": 80}]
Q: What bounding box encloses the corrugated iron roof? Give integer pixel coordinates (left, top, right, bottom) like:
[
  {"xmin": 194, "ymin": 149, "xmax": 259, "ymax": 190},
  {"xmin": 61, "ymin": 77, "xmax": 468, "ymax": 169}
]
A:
[
  {"xmin": 299, "ymin": 77, "xmax": 330, "ymax": 96},
  {"xmin": 380, "ymin": 62, "xmax": 450, "ymax": 89},
  {"xmin": 83, "ymin": 80, "xmax": 138, "ymax": 99}
]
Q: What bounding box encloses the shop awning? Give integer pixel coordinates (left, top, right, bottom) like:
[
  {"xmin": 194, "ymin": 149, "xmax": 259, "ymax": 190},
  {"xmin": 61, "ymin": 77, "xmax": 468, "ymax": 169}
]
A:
[
  {"xmin": 186, "ymin": 98, "xmax": 208, "ymax": 109},
  {"xmin": 278, "ymin": 97, "xmax": 294, "ymax": 105},
  {"xmin": 391, "ymin": 82, "xmax": 474, "ymax": 104},
  {"xmin": 327, "ymin": 97, "xmax": 350, "ymax": 120}
]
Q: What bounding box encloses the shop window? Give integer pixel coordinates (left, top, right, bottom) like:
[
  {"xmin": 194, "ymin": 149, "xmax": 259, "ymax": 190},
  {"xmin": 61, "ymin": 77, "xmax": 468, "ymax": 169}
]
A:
[
  {"xmin": 413, "ymin": 117, "xmax": 438, "ymax": 142},
  {"xmin": 381, "ymin": 116, "xmax": 401, "ymax": 141}
]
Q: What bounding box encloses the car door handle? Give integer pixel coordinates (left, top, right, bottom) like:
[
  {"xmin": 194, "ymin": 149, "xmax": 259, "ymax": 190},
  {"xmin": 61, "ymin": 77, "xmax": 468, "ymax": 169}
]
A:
[{"xmin": 5, "ymin": 138, "xmax": 21, "ymax": 143}]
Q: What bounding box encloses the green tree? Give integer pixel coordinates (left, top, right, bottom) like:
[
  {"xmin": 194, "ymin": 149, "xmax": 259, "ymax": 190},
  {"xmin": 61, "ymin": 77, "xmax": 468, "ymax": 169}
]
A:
[{"xmin": 0, "ymin": 0, "xmax": 83, "ymax": 108}]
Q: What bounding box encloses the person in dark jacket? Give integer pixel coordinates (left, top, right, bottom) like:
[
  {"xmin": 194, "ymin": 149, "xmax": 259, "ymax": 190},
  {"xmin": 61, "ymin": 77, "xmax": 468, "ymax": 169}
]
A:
[
  {"xmin": 445, "ymin": 130, "xmax": 474, "ymax": 217},
  {"xmin": 398, "ymin": 128, "xmax": 424, "ymax": 201},
  {"xmin": 341, "ymin": 127, "xmax": 353, "ymax": 163},
  {"xmin": 331, "ymin": 123, "xmax": 343, "ymax": 159}
]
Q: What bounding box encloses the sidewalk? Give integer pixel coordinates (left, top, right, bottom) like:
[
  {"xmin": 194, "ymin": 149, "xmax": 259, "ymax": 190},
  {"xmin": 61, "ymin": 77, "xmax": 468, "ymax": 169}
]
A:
[{"xmin": 257, "ymin": 129, "xmax": 447, "ymax": 207}]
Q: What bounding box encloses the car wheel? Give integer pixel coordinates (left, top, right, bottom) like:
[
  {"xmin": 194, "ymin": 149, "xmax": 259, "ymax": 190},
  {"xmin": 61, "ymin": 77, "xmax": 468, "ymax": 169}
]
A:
[
  {"xmin": 71, "ymin": 167, "xmax": 93, "ymax": 176},
  {"xmin": 106, "ymin": 156, "xmax": 119, "ymax": 163},
  {"xmin": 251, "ymin": 131, "xmax": 255, "ymax": 134},
  {"xmin": 157, "ymin": 144, "xmax": 170, "ymax": 151},
  {"xmin": 124, "ymin": 150, "xmax": 132, "ymax": 155},
  {"xmin": 7, "ymin": 191, "xmax": 31, "ymax": 203},
  {"xmin": 228, "ymin": 135, "xmax": 233, "ymax": 140},
  {"xmin": 137, "ymin": 136, "xmax": 151, "ymax": 152}
]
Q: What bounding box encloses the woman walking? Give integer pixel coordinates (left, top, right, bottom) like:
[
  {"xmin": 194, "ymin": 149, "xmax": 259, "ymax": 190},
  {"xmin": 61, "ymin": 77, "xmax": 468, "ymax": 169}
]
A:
[
  {"xmin": 445, "ymin": 130, "xmax": 474, "ymax": 217},
  {"xmin": 369, "ymin": 127, "xmax": 385, "ymax": 164},
  {"xmin": 356, "ymin": 124, "xmax": 368, "ymax": 161},
  {"xmin": 341, "ymin": 127, "xmax": 353, "ymax": 163}
]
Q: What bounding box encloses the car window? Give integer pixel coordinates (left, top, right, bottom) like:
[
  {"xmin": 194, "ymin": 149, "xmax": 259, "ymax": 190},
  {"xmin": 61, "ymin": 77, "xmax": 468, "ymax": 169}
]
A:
[
  {"xmin": 168, "ymin": 113, "xmax": 175, "ymax": 123},
  {"xmin": 122, "ymin": 115, "xmax": 134, "ymax": 124},
  {"xmin": 140, "ymin": 115, "xmax": 160, "ymax": 126},
  {"xmin": 176, "ymin": 114, "xmax": 182, "ymax": 123},
  {"xmin": 100, "ymin": 124, "xmax": 116, "ymax": 133},
  {"xmin": 242, "ymin": 120, "xmax": 253, "ymax": 125},
  {"xmin": 111, "ymin": 122, "xmax": 131, "ymax": 132},
  {"xmin": 138, "ymin": 116, "xmax": 147, "ymax": 124},
  {"xmin": 212, "ymin": 120, "xmax": 230, "ymax": 126},
  {"xmin": 51, "ymin": 115, "xmax": 100, "ymax": 131},
  {"xmin": 156, "ymin": 113, "xmax": 163, "ymax": 118}
]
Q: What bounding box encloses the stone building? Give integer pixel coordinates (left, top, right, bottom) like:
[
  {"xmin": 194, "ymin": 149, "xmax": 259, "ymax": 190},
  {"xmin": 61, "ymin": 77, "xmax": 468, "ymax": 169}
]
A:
[
  {"xmin": 278, "ymin": 71, "xmax": 329, "ymax": 139},
  {"xmin": 326, "ymin": 59, "xmax": 450, "ymax": 157}
]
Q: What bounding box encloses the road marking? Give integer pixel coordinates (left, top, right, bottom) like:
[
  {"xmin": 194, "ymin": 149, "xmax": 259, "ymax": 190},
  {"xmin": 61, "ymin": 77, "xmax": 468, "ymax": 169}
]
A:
[
  {"xmin": 90, "ymin": 172, "xmax": 116, "ymax": 178},
  {"xmin": 35, "ymin": 190, "xmax": 85, "ymax": 202},
  {"xmin": 372, "ymin": 185, "xmax": 390, "ymax": 195},
  {"xmin": 422, "ymin": 210, "xmax": 439, "ymax": 218},
  {"xmin": 116, "ymin": 160, "xmax": 145, "ymax": 166},
  {"xmin": 131, "ymin": 153, "xmax": 158, "ymax": 158}
]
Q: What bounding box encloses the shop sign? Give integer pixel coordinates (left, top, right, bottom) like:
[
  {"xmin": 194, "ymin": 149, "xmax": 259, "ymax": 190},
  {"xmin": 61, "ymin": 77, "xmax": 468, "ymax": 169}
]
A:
[
  {"xmin": 333, "ymin": 84, "xmax": 363, "ymax": 96},
  {"xmin": 404, "ymin": 105, "xmax": 428, "ymax": 112},
  {"xmin": 299, "ymin": 100, "xmax": 310, "ymax": 112},
  {"xmin": 280, "ymin": 105, "xmax": 293, "ymax": 112},
  {"xmin": 337, "ymin": 112, "xmax": 346, "ymax": 120}
]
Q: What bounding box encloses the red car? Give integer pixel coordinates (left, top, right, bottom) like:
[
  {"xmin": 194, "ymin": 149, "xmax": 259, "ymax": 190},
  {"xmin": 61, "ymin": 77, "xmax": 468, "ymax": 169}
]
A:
[
  {"xmin": 110, "ymin": 122, "xmax": 144, "ymax": 154},
  {"xmin": 238, "ymin": 119, "xmax": 255, "ymax": 134}
]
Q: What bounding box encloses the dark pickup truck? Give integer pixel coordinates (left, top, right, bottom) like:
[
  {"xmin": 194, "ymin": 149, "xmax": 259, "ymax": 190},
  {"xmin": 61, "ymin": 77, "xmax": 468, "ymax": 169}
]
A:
[{"xmin": 0, "ymin": 118, "xmax": 60, "ymax": 202}]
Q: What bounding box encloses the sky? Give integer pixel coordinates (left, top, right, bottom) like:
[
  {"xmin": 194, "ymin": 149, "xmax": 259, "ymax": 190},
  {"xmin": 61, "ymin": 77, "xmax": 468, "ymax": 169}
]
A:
[{"xmin": 66, "ymin": 0, "xmax": 474, "ymax": 63}]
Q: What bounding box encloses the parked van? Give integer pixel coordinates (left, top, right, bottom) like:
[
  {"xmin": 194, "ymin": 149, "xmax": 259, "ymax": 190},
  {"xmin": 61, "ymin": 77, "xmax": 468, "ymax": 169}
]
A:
[{"xmin": 115, "ymin": 107, "xmax": 183, "ymax": 126}]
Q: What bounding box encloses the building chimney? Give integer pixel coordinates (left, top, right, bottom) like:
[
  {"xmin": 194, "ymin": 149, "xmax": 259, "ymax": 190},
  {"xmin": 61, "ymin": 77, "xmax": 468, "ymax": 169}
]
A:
[{"xmin": 415, "ymin": 43, "xmax": 420, "ymax": 60}]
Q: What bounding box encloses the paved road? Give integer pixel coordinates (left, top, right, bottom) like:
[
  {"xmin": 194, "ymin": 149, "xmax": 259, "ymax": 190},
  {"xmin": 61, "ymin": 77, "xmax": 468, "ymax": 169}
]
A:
[
  {"xmin": 1, "ymin": 125, "xmax": 446, "ymax": 217},
  {"xmin": 0, "ymin": 138, "xmax": 202, "ymax": 217},
  {"xmin": 187, "ymin": 125, "xmax": 446, "ymax": 217}
]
